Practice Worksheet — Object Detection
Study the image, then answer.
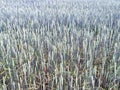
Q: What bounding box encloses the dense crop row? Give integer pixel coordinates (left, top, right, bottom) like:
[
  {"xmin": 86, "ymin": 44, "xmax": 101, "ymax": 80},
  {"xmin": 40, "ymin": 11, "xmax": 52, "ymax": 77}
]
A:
[{"xmin": 0, "ymin": 0, "xmax": 120, "ymax": 90}]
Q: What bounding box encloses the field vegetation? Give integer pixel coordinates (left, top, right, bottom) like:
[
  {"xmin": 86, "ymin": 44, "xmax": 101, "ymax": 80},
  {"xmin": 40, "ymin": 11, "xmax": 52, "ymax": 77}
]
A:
[{"xmin": 0, "ymin": 0, "xmax": 120, "ymax": 90}]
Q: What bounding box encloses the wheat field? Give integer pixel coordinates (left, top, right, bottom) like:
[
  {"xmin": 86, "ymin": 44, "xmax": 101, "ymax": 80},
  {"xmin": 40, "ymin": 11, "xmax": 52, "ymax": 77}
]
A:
[{"xmin": 0, "ymin": 0, "xmax": 120, "ymax": 90}]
